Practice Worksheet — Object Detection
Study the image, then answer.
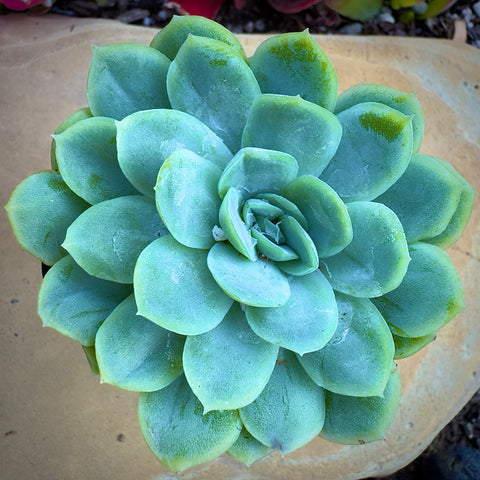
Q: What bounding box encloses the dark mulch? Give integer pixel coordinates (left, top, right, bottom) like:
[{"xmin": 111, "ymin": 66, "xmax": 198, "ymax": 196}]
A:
[{"xmin": 3, "ymin": 0, "xmax": 480, "ymax": 477}]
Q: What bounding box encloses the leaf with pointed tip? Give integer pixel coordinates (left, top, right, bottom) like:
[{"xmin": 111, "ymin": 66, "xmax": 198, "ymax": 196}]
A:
[
  {"xmin": 82, "ymin": 345, "xmax": 100, "ymax": 375},
  {"xmin": 167, "ymin": 35, "xmax": 260, "ymax": 152},
  {"xmin": 246, "ymin": 270, "xmax": 337, "ymax": 355},
  {"xmin": 278, "ymin": 215, "xmax": 319, "ymax": 276},
  {"xmin": 218, "ymin": 188, "xmax": 257, "ymax": 261},
  {"xmin": 320, "ymin": 102, "xmax": 413, "ymax": 202},
  {"xmin": 183, "ymin": 303, "xmax": 278, "ymax": 412},
  {"xmin": 51, "ymin": 107, "xmax": 93, "ymax": 171},
  {"xmin": 155, "ymin": 149, "xmax": 222, "ymax": 249},
  {"xmin": 376, "ymin": 154, "xmax": 462, "ymax": 243},
  {"xmin": 150, "ymin": 14, "xmax": 246, "ymax": 60},
  {"xmin": 242, "ymin": 94, "xmax": 342, "ymax": 176},
  {"xmin": 6, "ymin": 171, "xmax": 89, "ymax": 266},
  {"xmin": 298, "ymin": 293, "xmax": 394, "ymax": 397},
  {"xmin": 86, "ymin": 43, "xmax": 170, "ymax": 120},
  {"xmin": 319, "ymin": 366, "xmax": 401, "ymax": 444},
  {"xmin": 116, "ymin": 109, "xmax": 231, "ymax": 198},
  {"xmin": 423, "ymin": 157, "xmax": 476, "ymax": 249},
  {"xmin": 249, "ymin": 30, "xmax": 338, "ymax": 111},
  {"xmin": 335, "ymin": 83, "xmax": 425, "ymax": 152},
  {"xmin": 63, "ymin": 196, "xmax": 167, "ymax": 284},
  {"xmin": 392, "ymin": 331, "xmax": 436, "ymax": 360},
  {"xmin": 207, "ymin": 242, "xmax": 290, "ymax": 307},
  {"xmin": 38, "ymin": 255, "xmax": 132, "ymax": 346},
  {"xmin": 320, "ymin": 201, "xmax": 410, "ymax": 298},
  {"xmin": 227, "ymin": 427, "xmax": 272, "ymax": 466},
  {"xmin": 134, "ymin": 235, "xmax": 233, "ymax": 335},
  {"xmin": 54, "ymin": 116, "xmax": 138, "ymax": 205},
  {"xmin": 95, "ymin": 294, "xmax": 184, "ymax": 391},
  {"xmin": 240, "ymin": 349, "xmax": 325, "ymax": 454},
  {"xmin": 218, "ymin": 147, "xmax": 298, "ymax": 199},
  {"xmin": 283, "ymin": 175, "xmax": 352, "ymax": 258},
  {"xmin": 372, "ymin": 242, "xmax": 464, "ymax": 338},
  {"xmin": 138, "ymin": 376, "xmax": 241, "ymax": 472}
]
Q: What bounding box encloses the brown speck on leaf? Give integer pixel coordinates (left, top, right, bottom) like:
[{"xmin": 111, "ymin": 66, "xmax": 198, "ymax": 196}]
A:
[
  {"xmin": 276, "ymin": 360, "xmax": 288, "ymax": 365},
  {"xmin": 358, "ymin": 439, "xmax": 366, "ymax": 445}
]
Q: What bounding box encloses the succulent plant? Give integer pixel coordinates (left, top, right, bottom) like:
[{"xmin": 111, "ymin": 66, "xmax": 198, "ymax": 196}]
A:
[{"xmin": 6, "ymin": 15, "xmax": 475, "ymax": 472}]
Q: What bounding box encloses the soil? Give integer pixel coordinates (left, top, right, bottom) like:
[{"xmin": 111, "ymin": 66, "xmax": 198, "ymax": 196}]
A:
[{"xmin": 6, "ymin": 1, "xmax": 480, "ymax": 478}]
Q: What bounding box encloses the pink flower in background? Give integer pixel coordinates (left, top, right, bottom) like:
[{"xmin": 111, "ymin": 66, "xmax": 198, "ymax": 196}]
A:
[{"xmin": 1, "ymin": 0, "xmax": 47, "ymax": 10}]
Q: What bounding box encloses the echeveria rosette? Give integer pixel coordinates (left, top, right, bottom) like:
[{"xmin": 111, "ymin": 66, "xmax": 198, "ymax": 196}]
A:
[{"xmin": 5, "ymin": 15, "xmax": 475, "ymax": 473}]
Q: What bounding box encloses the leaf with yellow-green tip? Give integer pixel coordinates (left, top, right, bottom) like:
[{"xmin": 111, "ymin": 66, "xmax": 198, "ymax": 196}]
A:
[
  {"xmin": 227, "ymin": 427, "xmax": 272, "ymax": 466},
  {"xmin": 241, "ymin": 94, "xmax": 342, "ymax": 176},
  {"xmin": 375, "ymin": 154, "xmax": 462, "ymax": 243},
  {"xmin": 298, "ymin": 293, "xmax": 394, "ymax": 397},
  {"xmin": 38, "ymin": 255, "xmax": 132, "ymax": 346},
  {"xmin": 95, "ymin": 294, "xmax": 184, "ymax": 392},
  {"xmin": 207, "ymin": 242, "xmax": 291, "ymax": 307},
  {"xmin": 155, "ymin": 149, "xmax": 222, "ymax": 250},
  {"xmin": 246, "ymin": 270, "xmax": 337, "ymax": 355},
  {"xmin": 167, "ymin": 35, "xmax": 260, "ymax": 152},
  {"xmin": 321, "ymin": 201, "xmax": 410, "ymax": 298},
  {"xmin": 325, "ymin": 0, "xmax": 382, "ymax": 21},
  {"xmin": 116, "ymin": 109, "xmax": 231, "ymax": 198},
  {"xmin": 54, "ymin": 116, "xmax": 138, "ymax": 205},
  {"xmin": 392, "ymin": 331, "xmax": 436, "ymax": 360},
  {"xmin": 423, "ymin": 157, "xmax": 476, "ymax": 249},
  {"xmin": 183, "ymin": 303, "xmax": 278, "ymax": 412},
  {"xmin": 63, "ymin": 196, "xmax": 167, "ymax": 284},
  {"xmin": 134, "ymin": 235, "xmax": 233, "ymax": 335},
  {"xmin": 138, "ymin": 375, "xmax": 241, "ymax": 472},
  {"xmin": 249, "ymin": 30, "xmax": 338, "ymax": 111},
  {"xmin": 372, "ymin": 242, "xmax": 464, "ymax": 338},
  {"xmin": 86, "ymin": 43, "xmax": 171, "ymax": 120},
  {"xmin": 320, "ymin": 102, "xmax": 413, "ymax": 202},
  {"xmin": 319, "ymin": 366, "xmax": 401, "ymax": 445},
  {"xmin": 335, "ymin": 83, "xmax": 425, "ymax": 152},
  {"xmin": 218, "ymin": 147, "xmax": 298, "ymax": 199},
  {"xmin": 239, "ymin": 349, "xmax": 325, "ymax": 454},
  {"xmin": 51, "ymin": 107, "xmax": 93, "ymax": 171},
  {"xmin": 6, "ymin": 171, "xmax": 89, "ymax": 266},
  {"xmin": 150, "ymin": 14, "xmax": 246, "ymax": 60},
  {"xmin": 283, "ymin": 175, "xmax": 352, "ymax": 258}
]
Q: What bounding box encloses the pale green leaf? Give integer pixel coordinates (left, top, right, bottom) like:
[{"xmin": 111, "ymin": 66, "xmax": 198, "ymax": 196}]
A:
[
  {"xmin": 376, "ymin": 154, "xmax": 462, "ymax": 243},
  {"xmin": 150, "ymin": 14, "xmax": 246, "ymax": 60},
  {"xmin": 38, "ymin": 255, "xmax": 131, "ymax": 346},
  {"xmin": 298, "ymin": 293, "xmax": 394, "ymax": 397},
  {"xmin": 63, "ymin": 196, "xmax": 167, "ymax": 284},
  {"xmin": 54, "ymin": 116, "xmax": 138, "ymax": 204},
  {"xmin": 335, "ymin": 82, "xmax": 424, "ymax": 152},
  {"xmin": 249, "ymin": 30, "xmax": 338, "ymax": 111},
  {"xmin": 134, "ymin": 235, "xmax": 233, "ymax": 335},
  {"xmin": 372, "ymin": 242, "xmax": 464, "ymax": 338},
  {"xmin": 392, "ymin": 331, "xmax": 436, "ymax": 360},
  {"xmin": 207, "ymin": 242, "xmax": 290, "ymax": 307},
  {"xmin": 6, "ymin": 171, "xmax": 89, "ymax": 266},
  {"xmin": 155, "ymin": 149, "xmax": 222, "ymax": 249},
  {"xmin": 116, "ymin": 109, "xmax": 231, "ymax": 198},
  {"xmin": 239, "ymin": 349, "xmax": 325, "ymax": 454},
  {"xmin": 138, "ymin": 375, "xmax": 241, "ymax": 472},
  {"xmin": 218, "ymin": 147, "xmax": 298, "ymax": 199},
  {"xmin": 167, "ymin": 35, "xmax": 260, "ymax": 152},
  {"xmin": 319, "ymin": 366, "xmax": 401, "ymax": 444},
  {"xmin": 227, "ymin": 427, "xmax": 272, "ymax": 466},
  {"xmin": 183, "ymin": 303, "xmax": 278, "ymax": 412},
  {"xmin": 246, "ymin": 270, "xmax": 337, "ymax": 355},
  {"xmin": 242, "ymin": 94, "xmax": 342, "ymax": 176},
  {"xmin": 86, "ymin": 43, "xmax": 170, "ymax": 120},
  {"xmin": 320, "ymin": 102, "xmax": 413, "ymax": 202},
  {"xmin": 320, "ymin": 201, "xmax": 410, "ymax": 298},
  {"xmin": 283, "ymin": 175, "xmax": 352, "ymax": 258},
  {"xmin": 96, "ymin": 294, "xmax": 184, "ymax": 391}
]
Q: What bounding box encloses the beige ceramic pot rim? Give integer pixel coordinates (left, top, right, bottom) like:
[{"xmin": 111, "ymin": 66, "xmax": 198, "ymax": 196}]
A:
[{"xmin": 1, "ymin": 14, "xmax": 479, "ymax": 480}]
